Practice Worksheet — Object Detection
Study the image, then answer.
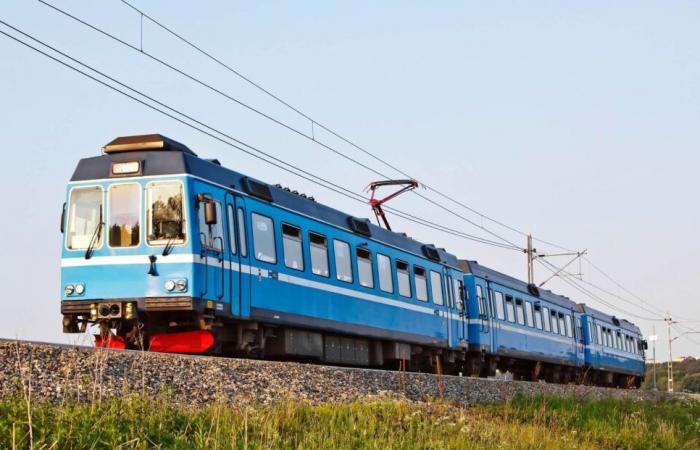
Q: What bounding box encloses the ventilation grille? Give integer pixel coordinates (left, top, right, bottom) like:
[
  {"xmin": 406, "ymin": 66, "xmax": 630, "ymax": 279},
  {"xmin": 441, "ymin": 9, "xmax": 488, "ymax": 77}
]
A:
[
  {"xmin": 422, "ymin": 245, "xmax": 440, "ymax": 262},
  {"xmin": 348, "ymin": 217, "xmax": 372, "ymax": 237},
  {"xmin": 243, "ymin": 177, "xmax": 273, "ymax": 202}
]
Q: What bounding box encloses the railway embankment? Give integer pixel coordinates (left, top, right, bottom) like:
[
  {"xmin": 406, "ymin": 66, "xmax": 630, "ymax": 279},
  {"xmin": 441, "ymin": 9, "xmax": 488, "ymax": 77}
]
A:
[{"xmin": 0, "ymin": 339, "xmax": 680, "ymax": 406}]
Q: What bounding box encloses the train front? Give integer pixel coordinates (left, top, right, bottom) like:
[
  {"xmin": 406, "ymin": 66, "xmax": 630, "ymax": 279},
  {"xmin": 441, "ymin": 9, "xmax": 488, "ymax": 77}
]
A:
[{"xmin": 60, "ymin": 134, "xmax": 212, "ymax": 352}]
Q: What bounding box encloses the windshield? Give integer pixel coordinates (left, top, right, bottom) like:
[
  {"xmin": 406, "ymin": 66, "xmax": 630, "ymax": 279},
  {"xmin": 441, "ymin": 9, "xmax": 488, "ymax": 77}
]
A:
[
  {"xmin": 66, "ymin": 186, "xmax": 103, "ymax": 250},
  {"xmin": 147, "ymin": 181, "xmax": 186, "ymax": 245},
  {"xmin": 108, "ymin": 183, "xmax": 140, "ymax": 247}
]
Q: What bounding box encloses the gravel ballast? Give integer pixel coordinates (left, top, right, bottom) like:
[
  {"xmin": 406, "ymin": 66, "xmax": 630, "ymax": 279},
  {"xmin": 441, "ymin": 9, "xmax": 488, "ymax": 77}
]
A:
[{"xmin": 0, "ymin": 339, "xmax": 676, "ymax": 406}]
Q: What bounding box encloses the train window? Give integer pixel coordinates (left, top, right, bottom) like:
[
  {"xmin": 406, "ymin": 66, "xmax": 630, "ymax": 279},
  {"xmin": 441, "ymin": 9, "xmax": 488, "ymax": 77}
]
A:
[
  {"xmin": 542, "ymin": 307, "xmax": 551, "ymax": 332},
  {"xmin": 558, "ymin": 314, "xmax": 567, "ymax": 336},
  {"xmin": 430, "ymin": 271, "xmax": 444, "ymax": 305},
  {"xmin": 565, "ymin": 315, "xmax": 573, "ymax": 338},
  {"xmin": 454, "ymin": 279, "xmax": 464, "ymax": 310},
  {"xmin": 282, "ymin": 223, "xmax": 304, "ymax": 271},
  {"xmin": 475, "ymin": 285, "xmax": 485, "ymax": 316},
  {"xmin": 608, "ymin": 330, "xmax": 613, "ymax": 348},
  {"xmin": 494, "ymin": 291, "xmax": 505, "ymax": 320},
  {"xmin": 356, "ymin": 247, "xmax": 374, "ymax": 288},
  {"xmin": 414, "ymin": 267, "xmax": 428, "ymax": 301},
  {"xmin": 525, "ymin": 302, "xmax": 534, "ymax": 327},
  {"xmin": 397, "ymin": 261, "xmax": 411, "ymax": 297},
  {"xmin": 226, "ymin": 205, "xmax": 237, "ymax": 255},
  {"xmin": 67, "ymin": 186, "xmax": 104, "ymax": 250},
  {"xmin": 534, "ymin": 306, "xmax": 543, "ymax": 330},
  {"xmin": 309, "ymin": 232, "xmax": 329, "ymax": 277},
  {"xmin": 515, "ymin": 299, "xmax": 525, "ymax": 325},
  {"xmin": 237, "ymin": 208, "xmax": 248, "ymax": 257},
  {"xmin": 333, "ymin": 240, "xmax": 353, "ymax": 283},
  {"xmin": 251, "ymin": 213, "xmax": 276, "ymax": 263},
  {"xmin": 146, "ymin": 182, "xmax": 186, "ymax": 246},
  {"xmin": 108, "ymin": 183, "xmax": 140, "ymax": 248},
  {"xmin": 550, "ymin": 311, "xmax": 559, "ymax": 334},
  {"xmin": 377, "ymin": 253, "xmax": 393, "ymax": 293},
  {"xmin": 199, "ymin": 201, "xmax": 224, "ymax": 251},
  {"xmin": 616, "ymin": 332, "xmax": 622, "ymax": 350},
  {"xmin": 505, "ymin": 296, "xmax": 515, "ymax": 322},
  {"xmin": 596, "ymin": 324, "xmax": 603, "ymax": 346},
  {"xmin": 488, "ymin": 289, "xmax": 496, "ymax": 317}
]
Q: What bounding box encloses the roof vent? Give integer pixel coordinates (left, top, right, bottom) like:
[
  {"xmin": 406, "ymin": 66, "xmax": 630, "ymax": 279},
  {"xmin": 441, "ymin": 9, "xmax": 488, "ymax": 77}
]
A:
[
  {"xmin": 348, "ymin": 217, "xmax": 372, "ymax": 237},
  {"xmin": 422, "ymin": 245, "xmax": 440, "ymax": 262},
  {"xmin": 242, "ymin": 177, "xmax": 273, "ymax": 202},
  {"xmin": 103, "ymin": 134, "xmax": 196, "ymax": 155},
  {"xmin": 612, "ymin": 316, "xmax": 621, "ymax": 326},
  {"xmin": 527, "ymin": 283, "xmax": 541, "ymax": 297}
]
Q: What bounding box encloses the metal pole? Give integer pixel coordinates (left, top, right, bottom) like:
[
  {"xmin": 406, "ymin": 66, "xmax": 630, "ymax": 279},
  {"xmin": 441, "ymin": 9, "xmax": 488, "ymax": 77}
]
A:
[
  {"xmin": 666, "ymin": 317, "xmax": 674, "ymax": 393},
  {"xmin": 526, "ymin": 234, "xmax": 534, "ymax": 285},
  {"xmin": 652, "ymin": 326, "xmax": 657, "ymax": 390}
]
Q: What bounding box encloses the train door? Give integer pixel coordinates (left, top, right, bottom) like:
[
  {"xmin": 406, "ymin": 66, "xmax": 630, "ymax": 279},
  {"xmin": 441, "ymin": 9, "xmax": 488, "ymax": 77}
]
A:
[
  {"xmin": 225, "ymin": 194, "xmax": 251, "ymax": 318},
  {"xmin": 196, "ymin": 192, "xmax": 226, "ymax": 302},
  {"xmin": 444, "ymin": 269, "xmax": 466, "ymax": 347}
]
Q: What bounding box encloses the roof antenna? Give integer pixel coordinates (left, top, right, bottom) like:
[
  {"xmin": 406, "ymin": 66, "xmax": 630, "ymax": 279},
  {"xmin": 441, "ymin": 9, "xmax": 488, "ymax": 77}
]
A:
[{"xmin": 365, "ymin": 179, "xmax": 419, "ymax": 231}]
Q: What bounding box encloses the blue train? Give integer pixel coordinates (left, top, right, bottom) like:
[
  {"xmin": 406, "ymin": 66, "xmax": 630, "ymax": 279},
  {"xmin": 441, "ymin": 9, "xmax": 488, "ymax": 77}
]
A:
[{"xmin": 60, "ymin": 134, "xmax": 646, "ymax": 387}]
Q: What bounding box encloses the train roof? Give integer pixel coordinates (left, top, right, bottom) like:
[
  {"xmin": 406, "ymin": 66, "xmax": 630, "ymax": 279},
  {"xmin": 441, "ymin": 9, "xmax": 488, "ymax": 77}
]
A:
[
  {"xmin": 576, "ymin": 304, "xmax": 641, "ymax": 334},
  {"xmin": 461, "ymin": 260, "xmax": 578, "ymax": 310},
  {"xmin": 71, "ymin": 135, "xmax": 462, "ymax": 269}
]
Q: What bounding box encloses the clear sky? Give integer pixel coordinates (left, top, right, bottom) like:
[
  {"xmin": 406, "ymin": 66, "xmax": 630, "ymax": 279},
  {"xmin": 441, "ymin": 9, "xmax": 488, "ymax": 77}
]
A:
[{"xmin": 1, "ymin": 0, "xmax": 698, "ymax": 360}]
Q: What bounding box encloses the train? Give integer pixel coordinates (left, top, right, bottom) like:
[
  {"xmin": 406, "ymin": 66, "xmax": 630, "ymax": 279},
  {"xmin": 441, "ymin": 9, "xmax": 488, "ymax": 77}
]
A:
[{"xmin": 60, "ymin": 134, "xmax": 647, "ymax": 387}]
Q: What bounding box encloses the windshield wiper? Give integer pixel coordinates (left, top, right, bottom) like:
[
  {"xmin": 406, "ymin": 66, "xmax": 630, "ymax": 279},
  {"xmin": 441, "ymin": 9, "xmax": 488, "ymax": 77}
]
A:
[
  {"xmin": 84, "ymin": 206, "xmax": 103, "ymax": 260},
  {"xmin": 162, "ymin": 236, "xmax": 176, "ymax": 257}
]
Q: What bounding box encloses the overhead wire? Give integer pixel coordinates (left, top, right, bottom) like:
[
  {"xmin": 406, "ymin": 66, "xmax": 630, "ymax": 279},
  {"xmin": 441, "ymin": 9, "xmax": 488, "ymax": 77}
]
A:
[
  {"xmin": 0, "ymin": 20, "xmax": 522, "ymax": 253},
  {"xmin": 41, "ymin": 0, "xmax": 525, "ymax": 252}
]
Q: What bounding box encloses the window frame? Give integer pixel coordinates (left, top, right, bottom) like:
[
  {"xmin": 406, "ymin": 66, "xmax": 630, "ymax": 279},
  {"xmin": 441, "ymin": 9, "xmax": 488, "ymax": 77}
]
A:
[
  {"xmin": 251, "ymin": 212, "xmax": 277, "ymax": 264},
  {"xmin": 356, "ymin": 247, "xmax": 374, "ymax": 289},
  {"xmin": 414, "ymin": 266, "xmax": 428, "ymax": 302},
  {"xmin": 65, "ymin": 184, "xmax": 105, "ymax": 251},
  {"xmin": 565, "ymin": 314, "xmax": 573, "ymax": 338},
  {"xmin": 494, "ymin": 291, "xmax": 505, "ymax": 320},
  {"xmin": 309, "ymin": 231, "xmax": 330, "ymax": 278},
  {"xmin": 542, "ymin": 306, "xmax": 551, "ymax": 332},
  {"xmin": 145, "ymin": 181, "xmax": 187, "ymax": 248},
  {"xmin": 396, "ymin": 260, "xmax": 412, "ymax": 298},
  {"xmin": 333, "ymin": 239, "xmax": 353, "ymax": 283},
  {"xmin": 525, "ymin": 301, "xmax": 534, "ymax": 327},
  {"xmin": 550, "ymin": 310, "xmax": 559, "ymax": 334},
  {"xmin": 515, "ymin": 299, "xmax": 525, "ymax": 325},
  {"xmin": 505, "ymin": 296, "xmax": 515, "ymax": 323},
  {"xmin": 281, "ymin": 222, "xmax": 304, "ymax": 271},
  {"xmin": 377, "ymin": 253, "xmax": 394, "ymax": 293},
  {"xmin": 534, "ymin": 305, "xmax": 543, "ymax": 330},
  {"xmin": 107, "ymin": 182, "xmax": 141, "ymax": 249},
  {"xmin": 430, "ymin": 270, "xmax": 444, "ymax": 306}
]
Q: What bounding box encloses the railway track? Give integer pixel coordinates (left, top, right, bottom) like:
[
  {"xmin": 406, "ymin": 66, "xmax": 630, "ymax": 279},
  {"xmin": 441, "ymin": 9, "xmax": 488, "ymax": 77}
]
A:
[{"xmin": 1, "ymin": 339, "xmax": 676, "ymax": 407}]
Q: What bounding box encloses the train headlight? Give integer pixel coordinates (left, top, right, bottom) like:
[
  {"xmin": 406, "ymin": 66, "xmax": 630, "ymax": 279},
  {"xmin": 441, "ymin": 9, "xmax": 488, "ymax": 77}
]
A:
[
  {"xmin": 64, "ymin": 284, "xmax": 75, "ymax": 296},
  {"xmin": 124, "ymin": 302, "xmax": 135, "ymax": 319},
  {"xmin": 89, "ymin": 303, "xmax": 97, "ymax": 321},
  {"xmin": 164, "ymin": 280, "xmax": 176, "ymax": 291},
  {"xmin": 176, "ymin": 279, "xmax": 187, "ymax": 292},
  {"xmin": 74, "ymin": 283, "xmax": 85, "ymax": 295}
]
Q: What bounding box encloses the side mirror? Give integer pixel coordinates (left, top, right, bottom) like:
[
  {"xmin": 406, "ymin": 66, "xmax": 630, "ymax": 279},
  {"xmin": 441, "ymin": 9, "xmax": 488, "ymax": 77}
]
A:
[
  {"xmin": 60, "ymin": 202, "xmax": 66, "ymax": 234},
  {"xmin": 204, "ymin": 201, "xmax": 217, "ymax": 225}
]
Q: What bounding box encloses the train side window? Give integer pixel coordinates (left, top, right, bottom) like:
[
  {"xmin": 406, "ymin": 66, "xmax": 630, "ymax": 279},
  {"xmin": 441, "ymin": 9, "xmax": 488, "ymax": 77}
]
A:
[
  {"xmin": 542, "ymin": 307, "xmax": 551, "ymax": 332},
  {"xmin": 377, "ymin": 253, "xmax": 393, "ymax": 293},
  {"xmin": 631, "ymin": 337, "xmax": 637, "ymax": 354},
  {"xmin": 226, "ymin": 205, "xmax": 237, "ymax": 255},
  {"xmin": 430, "ymin": 271, "xmax": 444, "ymax": 305},
  {"xmin": 515, "ymin": 299, "xmax": 525, "ymax": 325},
  {"xmin": 533, "ymin": 305, "xmax": 543, "ymax": 330},
  {"xmin": 454, "ymin": 279, "xmax": 464, "ymax": 310},
  {"xmin": 494, "ymin": 291, "xmax": 505, "ymax": 320},
  {"xmin": 565, "ymin": 315, "xmax": 573, "ymax": 338},
  {"xmin": 505, "ymin": 296, "xmax": 515, "ymax": 322},
  {"xmin": 333, "ymin": 240, "xmax": 353, "ymax": 283},
  {"xmin": 414, "ymin": 266, "xmax": 428, "ymax": 301},
  {"xmin": 558, "ymin": 314, "xmax": 567, "ymax": 336},
  {"xmin": 237, "ymin": 208, "xmax": 248, "ymax": 257},
  {"xmin": 596, "ymin": 324, "xmax": 603, "ymax": 346},
  {"xmin": 251, "ymin": 213, "xmax": 276, "ymax": 263},
  {"xmin": 309, "ymin": 232, "xmax": 329, "ymax": 277},
  {"xmin": 108, "ymin": 183, "xmax": 140, "ymax": 248},
  {"xmin": 356, "ymin": 247, "xmax": 374, "ymax": 288},
  {"xmin": 616, "ymin": 332, "xmax": 622, "ymax": 350},
  {"xmin": 525, "ymin": 302, "xmax": 534, "ymax": 327},
  {"xmin": 396, "ymin": 261, "xmax": 411, "ymax": 297},
  {"xmin": 476, "ymin": 285, "xmax": 487, "ymax": 317},
  {"xmin": 608, "ymin": 330, "xmax": 613, "ymax": 347},
  {"xmin": 550, "ymin": 311, "xmax": 559, "ymax": 334},
  {"xmin": 282, "ymin": 223, "xmax": 304, "ymax": 271},
  {"xmin": 146, "ymin": 182, "xmax": 185, "ymax": 246},
  {"xmin": 199, "ymin": 201, "xmax": 224, "ymax": 251}
]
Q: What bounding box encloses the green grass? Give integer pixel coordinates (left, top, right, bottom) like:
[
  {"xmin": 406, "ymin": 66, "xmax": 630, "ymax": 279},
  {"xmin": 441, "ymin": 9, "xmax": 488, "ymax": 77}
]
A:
[{"xmin": 1, "ymin": 395, "xmax": 698, "ymax": 449}]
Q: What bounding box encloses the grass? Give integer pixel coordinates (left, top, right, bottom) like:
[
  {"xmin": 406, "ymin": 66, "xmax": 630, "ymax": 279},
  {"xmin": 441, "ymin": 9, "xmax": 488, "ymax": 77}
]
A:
[{"xmin": 0, "ymin": 394, "xmax": 698, "ymax": 449}]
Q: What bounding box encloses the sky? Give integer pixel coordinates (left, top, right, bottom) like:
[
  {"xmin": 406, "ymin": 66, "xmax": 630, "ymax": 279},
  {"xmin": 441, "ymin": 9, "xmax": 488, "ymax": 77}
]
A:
[{"xmin": 1, "ymin": 0, "xmax": 698, "ymax": 360}]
